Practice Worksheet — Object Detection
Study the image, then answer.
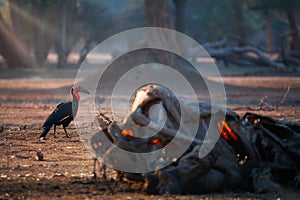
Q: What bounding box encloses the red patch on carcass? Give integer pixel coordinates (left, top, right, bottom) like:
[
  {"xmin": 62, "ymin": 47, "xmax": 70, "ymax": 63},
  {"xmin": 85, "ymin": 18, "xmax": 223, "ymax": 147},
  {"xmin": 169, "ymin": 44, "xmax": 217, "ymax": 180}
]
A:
[
  {"xmin": 151, "ymin": 139, "xmax": 161, "ymax": 145},
  {"xmin": 121, "ymin": 128, "xmax": 133, "ymax": 137},
  {"xmin": 218, "ymin": 120, "xmax": 239, "ymax": 141}
]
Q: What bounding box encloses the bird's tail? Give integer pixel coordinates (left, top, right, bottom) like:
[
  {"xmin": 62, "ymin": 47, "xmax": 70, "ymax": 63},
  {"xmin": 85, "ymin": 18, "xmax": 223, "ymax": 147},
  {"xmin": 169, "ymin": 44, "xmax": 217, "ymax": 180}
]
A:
[{"xmin": 39, "ymin": 126, "xmax": 52, "ymax": 138}]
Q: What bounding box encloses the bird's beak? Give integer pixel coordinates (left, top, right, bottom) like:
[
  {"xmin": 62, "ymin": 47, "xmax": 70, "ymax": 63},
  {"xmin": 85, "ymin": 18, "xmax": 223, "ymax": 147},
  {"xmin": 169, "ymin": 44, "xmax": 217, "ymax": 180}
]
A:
[{"xmin": 77, "ymin": 86, "xmax": 90, "ymax": 94}]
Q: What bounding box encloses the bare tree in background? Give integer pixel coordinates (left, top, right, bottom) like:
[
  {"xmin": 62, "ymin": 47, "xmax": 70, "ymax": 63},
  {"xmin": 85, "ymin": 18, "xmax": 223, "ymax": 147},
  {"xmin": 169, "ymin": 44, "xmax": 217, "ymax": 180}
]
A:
[
  {"xmin": 144, "ymin": 0, "xmax": 179, "ymax": 65},
  {"xmin": 285, "ymin": 12, "xmax": 300, "ymax": 60},
  {"xmin": 56, "ymin": 0, "xmax": 67, "ymax": 68},
  {"xmin": 230, "ymin": 0, "xmax": 246, "ymax": 44},
  {"xmin": 145, "ymin": 0, "xmax": 174, "ymax": 29},
  {"xmin": 264, "ymin": 10, "xmax": 275, "ymax": 51},
  {"xmin": 0, "ymin": 0, "xmax": 34, "ymax": 68},
  {"xmin": 248, "ymin": 0, "xmax": 300, "ymax": 66},
  {"xmin": 173, "ymin": 0, "xmax": 187, "ymax": 33}
]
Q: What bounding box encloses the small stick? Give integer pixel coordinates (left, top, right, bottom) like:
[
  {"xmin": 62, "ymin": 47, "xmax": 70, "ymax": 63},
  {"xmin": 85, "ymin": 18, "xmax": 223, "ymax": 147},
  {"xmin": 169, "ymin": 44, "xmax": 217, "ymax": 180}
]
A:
[
  {"xmin": 258, "ymin": 96, "xmax": 269, "ymax": 110},
  {"xmin": 101, "ymin": 164, "xmax": 115, "ymax": 194},
  {"xmin": 275, "ymin": 85, "xmax": 291, "ymax": 110},
  {"xmin": 93, "ymin": 158, "xmax": 115, "ymax": 194},
  {"xmin": 93, "ymin": 158, "xmax": 98, "ymax": 185},
  {"xmin": 232, "ymin": 85, "xmax": 292, "ymax": 111}
]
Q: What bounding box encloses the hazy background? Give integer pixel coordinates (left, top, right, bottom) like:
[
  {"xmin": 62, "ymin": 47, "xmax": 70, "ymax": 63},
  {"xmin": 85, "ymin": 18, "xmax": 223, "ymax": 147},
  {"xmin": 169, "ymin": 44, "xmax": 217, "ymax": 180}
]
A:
[{"xmin": 0, "ymin": 0, "xmax": 299, "ymax": 69}]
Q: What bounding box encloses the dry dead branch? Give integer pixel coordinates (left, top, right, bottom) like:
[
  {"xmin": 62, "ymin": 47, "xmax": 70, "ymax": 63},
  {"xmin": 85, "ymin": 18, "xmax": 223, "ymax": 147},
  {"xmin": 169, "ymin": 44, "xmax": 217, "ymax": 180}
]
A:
[
  {"xmin": 202, "ymin": 34, "xmax": 281, "ymax": 68},
  {"xmin": 233, "ymin": 85, "xmax": 291, "ymax": 111}
]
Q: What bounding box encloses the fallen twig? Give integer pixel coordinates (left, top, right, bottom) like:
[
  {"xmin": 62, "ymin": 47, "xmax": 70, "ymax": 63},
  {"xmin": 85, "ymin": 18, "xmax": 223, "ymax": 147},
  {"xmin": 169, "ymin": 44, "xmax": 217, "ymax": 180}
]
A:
[
  {"xmin": 275, "ymin": 85, "xmax": 291, "ymax": 110},
  {"xmin": 233, "ymin": 85, "xmax": 292, "ymax": 111},
  {"xmin": 101, "ymin": 164, "xmax": 115, "ymax": 194},
  {"xmin": 93, "ymin": 158, "xmax": 115, "ymax": 194}
]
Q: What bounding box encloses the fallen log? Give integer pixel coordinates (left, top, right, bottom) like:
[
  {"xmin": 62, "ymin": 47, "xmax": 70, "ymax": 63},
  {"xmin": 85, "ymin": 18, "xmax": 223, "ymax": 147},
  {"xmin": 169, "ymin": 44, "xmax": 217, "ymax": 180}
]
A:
[
  {"xmin": 201, "ymin": 34, "xmax": 281, "ymax": 68},
  {"xmin": 203, "ymin": 34, "xmax": 276, "ymax": 53},
  {"xmin": 207, "ymin": 46, "xmax": 280, "ymax": 68}
]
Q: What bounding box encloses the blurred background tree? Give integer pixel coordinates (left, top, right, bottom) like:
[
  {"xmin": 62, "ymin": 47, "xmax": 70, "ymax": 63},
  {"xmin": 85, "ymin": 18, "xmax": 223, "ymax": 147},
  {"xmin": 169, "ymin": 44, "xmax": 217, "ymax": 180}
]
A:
[
  {"xmin": 0, "ymin": 0, "xmax": 299, "ymax": 68},
  {"xmin": 247, "ymin": 0, "xmax": 300, "ymax": 65},
  {"xmin": 0, "ymin": 0, "xmax": 35, "ymax": 68}
]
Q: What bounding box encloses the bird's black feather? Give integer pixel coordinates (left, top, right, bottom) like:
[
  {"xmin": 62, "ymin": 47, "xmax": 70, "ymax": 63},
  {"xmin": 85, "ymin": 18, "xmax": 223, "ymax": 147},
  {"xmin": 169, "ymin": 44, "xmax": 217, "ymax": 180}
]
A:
[
  {"xmin": 42, "ymin": 102, "xmax": 72, "ymax": 127},
  {"xmin": 40, "ymin": 101, "xmax": 74, "ymax": 138}
]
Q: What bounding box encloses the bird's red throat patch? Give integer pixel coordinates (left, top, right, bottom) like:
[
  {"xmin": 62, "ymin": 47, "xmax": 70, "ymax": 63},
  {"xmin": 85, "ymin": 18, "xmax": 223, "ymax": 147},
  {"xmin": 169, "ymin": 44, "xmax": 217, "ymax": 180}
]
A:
[
  {"xmin": 74, "ymin": 92, "xmax": 80, "ymax": 100},
  {"xmin": 72, "ymin": 86, "xmax": 80, "ymax": 100}
]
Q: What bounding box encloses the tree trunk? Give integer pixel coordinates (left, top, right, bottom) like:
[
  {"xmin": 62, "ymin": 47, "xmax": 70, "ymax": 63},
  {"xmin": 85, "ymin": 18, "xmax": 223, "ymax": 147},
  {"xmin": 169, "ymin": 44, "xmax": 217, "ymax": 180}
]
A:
[
  {"xmin": 10, "ymin": 0, "xmax": 52, "ymax": 67},
  {"xmin": 173, "ymin": 0, "xmax": 187, "ymax": 33},
  {"xmin": 145, "ymin": 0, "xmax": 174, "ymax": 29},
  {"xmin": 279, "ymin": 12, "xmax": 300, "ymax": 66},
  {"xmin": 34, "ymin": 10, "xmax": 46, "ymax": 67},
  {"xmin": 78, "ymin": 38, "xmax": 95, "ymax": 65},
  {"xmin": 286, "ymin": 12, "xmax": 300, "ymax": 53},
  {"xmin": 230, "ymin": 0, "xmax": 246, "ymax": 43},
  {"xmin": 35, "ymin": 30, "xmax": 46, "ymax": 66},
  {"xmin": 0, "ymin": 2, "xmax": 34, "ymax": 68},
  {"xmin": 144, "ymin": 0, "xmax": 177, "ymax": 65},
  {"xmin": 264, "ymin": 11, "xmax": 274, "ymax": 52},
  {"xmin": 57, "ymin": 0, "xmax": 67, "ymax": 68}
]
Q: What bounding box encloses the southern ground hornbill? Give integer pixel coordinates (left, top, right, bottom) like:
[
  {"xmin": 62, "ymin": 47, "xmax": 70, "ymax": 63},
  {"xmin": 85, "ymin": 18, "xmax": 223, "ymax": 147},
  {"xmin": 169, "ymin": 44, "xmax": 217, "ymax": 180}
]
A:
[{"xmin": 39, "ymin": 86, "xmax": 90, "ymax": 139}]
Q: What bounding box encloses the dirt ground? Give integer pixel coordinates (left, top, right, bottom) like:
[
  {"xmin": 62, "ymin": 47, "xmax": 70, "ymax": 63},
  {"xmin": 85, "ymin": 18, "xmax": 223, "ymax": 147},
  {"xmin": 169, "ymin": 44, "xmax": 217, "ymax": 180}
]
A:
[{"xmin": 0, "ymin": 66, "xmax": 300, "ymax": 199}]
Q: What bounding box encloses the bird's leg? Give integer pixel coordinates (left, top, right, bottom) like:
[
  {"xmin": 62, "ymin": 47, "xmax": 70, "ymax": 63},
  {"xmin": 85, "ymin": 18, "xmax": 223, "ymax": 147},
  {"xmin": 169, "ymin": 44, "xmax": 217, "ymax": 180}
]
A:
[
  {"xmin": 63, "ymin": 126, "xmax": 70, "ymax": 138},
  {"xmin": 53, "ymin": 124, "xmax": 57, "ymax": 138}
]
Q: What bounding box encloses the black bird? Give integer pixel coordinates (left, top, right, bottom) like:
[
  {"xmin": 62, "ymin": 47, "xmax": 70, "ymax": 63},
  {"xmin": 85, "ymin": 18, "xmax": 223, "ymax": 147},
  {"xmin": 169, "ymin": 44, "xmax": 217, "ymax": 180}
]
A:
[{"xmin": 39, "ymin": 86, "xmax": 90, "ymax": 139}]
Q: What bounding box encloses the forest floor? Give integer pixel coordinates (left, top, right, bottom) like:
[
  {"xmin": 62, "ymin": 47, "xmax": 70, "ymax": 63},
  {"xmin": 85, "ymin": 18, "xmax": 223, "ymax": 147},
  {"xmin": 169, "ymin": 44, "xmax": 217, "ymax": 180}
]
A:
[{"xmin": 0, "ymin": 65, "xmax": 300, "ymax": 199}]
